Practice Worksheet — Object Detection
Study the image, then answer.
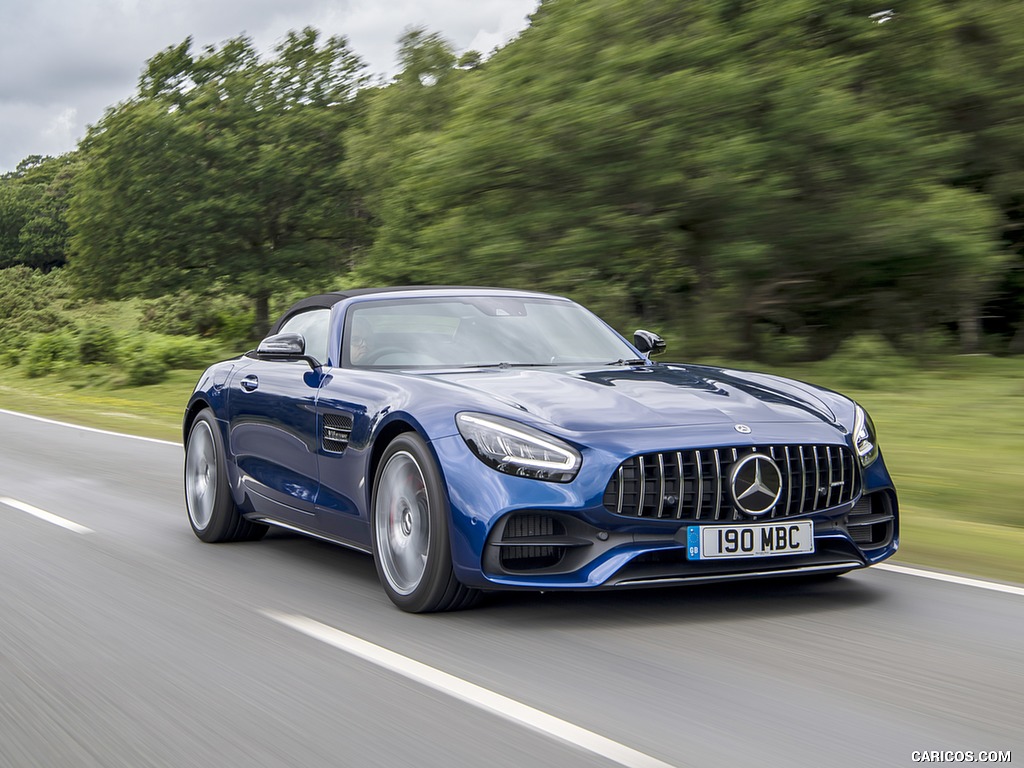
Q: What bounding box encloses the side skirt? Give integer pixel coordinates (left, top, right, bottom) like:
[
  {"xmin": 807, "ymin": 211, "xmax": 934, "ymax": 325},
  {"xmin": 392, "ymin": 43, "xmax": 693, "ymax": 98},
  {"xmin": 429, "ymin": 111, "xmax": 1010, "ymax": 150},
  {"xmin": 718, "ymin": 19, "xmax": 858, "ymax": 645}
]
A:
[{"xmin": 249, "ymin": 515, "xmax": 372, "ymax": 554}]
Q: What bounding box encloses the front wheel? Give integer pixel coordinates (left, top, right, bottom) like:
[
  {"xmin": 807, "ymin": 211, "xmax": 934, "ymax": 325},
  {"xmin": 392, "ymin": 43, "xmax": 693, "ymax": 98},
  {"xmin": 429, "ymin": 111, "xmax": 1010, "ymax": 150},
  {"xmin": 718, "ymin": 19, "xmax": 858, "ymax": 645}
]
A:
[
  {"xmin": 184, "ymin": 409, "xmax": 267, "ymax": 543},
  {"xmin": 371, "ymin": 433, "xmax": 478, "ymax": 612}
]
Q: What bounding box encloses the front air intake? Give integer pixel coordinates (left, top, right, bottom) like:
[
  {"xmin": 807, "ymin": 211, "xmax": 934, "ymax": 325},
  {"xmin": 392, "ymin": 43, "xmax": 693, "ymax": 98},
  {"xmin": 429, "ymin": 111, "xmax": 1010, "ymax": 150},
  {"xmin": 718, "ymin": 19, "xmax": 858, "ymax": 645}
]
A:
[{"xmin": 498, "ymin": 513, "xmax": 566, "ymax": 571}]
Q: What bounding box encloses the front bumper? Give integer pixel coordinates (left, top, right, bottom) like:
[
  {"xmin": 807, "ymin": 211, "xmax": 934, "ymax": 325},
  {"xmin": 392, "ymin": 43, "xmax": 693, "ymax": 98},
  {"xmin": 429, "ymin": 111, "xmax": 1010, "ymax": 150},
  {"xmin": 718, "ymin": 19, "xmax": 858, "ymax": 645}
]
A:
[{"xmin": 433, "ymin": 431, "xmax": 899, "ymax": 591}]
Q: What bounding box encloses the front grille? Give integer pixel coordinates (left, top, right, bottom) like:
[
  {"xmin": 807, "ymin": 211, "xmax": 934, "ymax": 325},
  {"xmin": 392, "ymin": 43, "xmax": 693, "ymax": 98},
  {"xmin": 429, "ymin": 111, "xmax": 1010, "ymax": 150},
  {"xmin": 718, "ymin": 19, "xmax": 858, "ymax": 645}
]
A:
[
  {"xmin": 322, "ymin": 412, "xmax": 353, "ymax": 453},
  {"xmin": 603, "ymin": 444, "xmax": 859, "ymax": 521}
]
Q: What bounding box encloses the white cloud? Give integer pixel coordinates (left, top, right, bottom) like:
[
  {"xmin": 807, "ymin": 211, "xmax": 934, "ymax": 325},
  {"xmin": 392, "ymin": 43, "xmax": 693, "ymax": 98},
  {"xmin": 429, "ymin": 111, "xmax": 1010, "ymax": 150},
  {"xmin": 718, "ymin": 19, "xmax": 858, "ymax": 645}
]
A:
[
  {"xmin": 43, "ymin": 107, "xmax": 79, "ymax": 143},
  {"xmin": 0, "ymin": 0, "xmax": 539, "ymax": 172}
]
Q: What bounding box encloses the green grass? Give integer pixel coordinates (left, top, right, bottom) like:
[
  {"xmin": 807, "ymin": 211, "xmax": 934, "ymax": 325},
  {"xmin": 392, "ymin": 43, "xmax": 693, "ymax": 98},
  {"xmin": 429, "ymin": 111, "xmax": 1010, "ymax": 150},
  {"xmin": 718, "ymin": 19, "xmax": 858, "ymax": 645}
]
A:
[
  {"xmin": 1, "ymin": 351, "xmax": 1022, "ymax": 584},
  {"xmin": 0, "ymin": 366, "xmax": 196, "ymax": 442},
  {"xmin": 728, "ymin": 353, "xmax": 1024, "ymax": 584}
]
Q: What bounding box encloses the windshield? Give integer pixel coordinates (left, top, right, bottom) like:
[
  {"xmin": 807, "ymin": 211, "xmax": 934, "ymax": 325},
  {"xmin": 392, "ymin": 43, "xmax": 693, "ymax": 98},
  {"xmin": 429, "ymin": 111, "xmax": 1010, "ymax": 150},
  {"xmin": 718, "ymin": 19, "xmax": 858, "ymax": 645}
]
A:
[{"xmin": 343, "ymin": 296, "xmax": 637, "ymax": 368}]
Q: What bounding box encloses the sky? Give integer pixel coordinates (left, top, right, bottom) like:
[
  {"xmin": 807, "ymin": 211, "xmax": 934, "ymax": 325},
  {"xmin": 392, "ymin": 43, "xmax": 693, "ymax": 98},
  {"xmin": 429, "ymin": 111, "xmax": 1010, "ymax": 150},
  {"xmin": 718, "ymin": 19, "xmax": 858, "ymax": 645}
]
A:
[{"xmin": 0, "ymin": 0, "xmax": 540, "ymax": 173}]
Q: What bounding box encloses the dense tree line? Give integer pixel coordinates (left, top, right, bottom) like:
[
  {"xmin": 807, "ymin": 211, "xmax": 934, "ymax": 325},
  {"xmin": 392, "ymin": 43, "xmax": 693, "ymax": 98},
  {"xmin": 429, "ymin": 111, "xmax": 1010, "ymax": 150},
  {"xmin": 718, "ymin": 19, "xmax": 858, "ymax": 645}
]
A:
[{"xmin": 1, "ymin": 0, "xmax": 1023, "ymax": 361}]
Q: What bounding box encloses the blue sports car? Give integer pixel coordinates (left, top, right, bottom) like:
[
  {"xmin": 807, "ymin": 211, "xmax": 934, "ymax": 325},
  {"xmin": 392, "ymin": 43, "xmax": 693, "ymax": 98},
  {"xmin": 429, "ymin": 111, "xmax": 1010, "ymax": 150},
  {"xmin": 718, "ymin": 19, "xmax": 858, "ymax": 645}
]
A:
[{"xmin": 183, "ymin": 286, "xmax": 898, "ymax": 612}]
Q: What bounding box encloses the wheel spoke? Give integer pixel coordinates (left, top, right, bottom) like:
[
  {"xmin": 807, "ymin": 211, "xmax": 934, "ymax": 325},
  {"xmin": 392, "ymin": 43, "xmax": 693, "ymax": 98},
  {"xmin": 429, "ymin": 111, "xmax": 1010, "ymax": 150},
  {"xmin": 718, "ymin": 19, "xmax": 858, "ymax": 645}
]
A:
[
  {"xmin": 375, "ymin": 451, "xmax": 430, "ymax": 595},
  {"xmin": 185, "ymin": 421, "xmax": 217, "ymax": 531}
]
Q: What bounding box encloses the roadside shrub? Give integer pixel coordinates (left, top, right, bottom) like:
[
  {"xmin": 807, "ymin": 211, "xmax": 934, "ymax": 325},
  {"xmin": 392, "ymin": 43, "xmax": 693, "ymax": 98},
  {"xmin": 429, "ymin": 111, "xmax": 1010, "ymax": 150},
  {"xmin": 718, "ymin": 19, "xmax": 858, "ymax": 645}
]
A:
[
  {"xmin": 120, "ymin": 338, "xmax": 169, "ymax": 386},
  {"xmin": 117, "ymin": 334, "xmax": 221, "ymax": 387},
  {"xmin": 811, "ymin": 334, "xmax": 912, "ymax": 390},
  {"xmin": 0, "ymin": 331, "xmax": 27, "ymax": 367},
  {"xmin": 0, "ymin": 266, "xmax": 70, "ymax": 338},
  {"xmin": 23, "ymin": 330, "xmax": 78, "ymax": 377},
  {"xmin": 214, "ymin": 308, "xmax": 258, "ymax": 350},
  {"xmin": 148, "ymin": 335, "xmax": 220, "ymax": 369},
  {"xmin": 77, "ymin": 324, "xmax": 120, "ymax": 365},
  {"xmin": 141, "ymin": 288, "xmax": 253, "ymax": 341}
]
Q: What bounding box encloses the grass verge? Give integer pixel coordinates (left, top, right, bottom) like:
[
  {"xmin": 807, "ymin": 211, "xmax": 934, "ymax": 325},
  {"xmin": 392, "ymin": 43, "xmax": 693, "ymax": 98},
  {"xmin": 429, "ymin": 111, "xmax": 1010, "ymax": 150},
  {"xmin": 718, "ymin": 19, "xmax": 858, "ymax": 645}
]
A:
[{"xmin": 0, "ymin": 366, "xmax": 195, "ymax": 442}]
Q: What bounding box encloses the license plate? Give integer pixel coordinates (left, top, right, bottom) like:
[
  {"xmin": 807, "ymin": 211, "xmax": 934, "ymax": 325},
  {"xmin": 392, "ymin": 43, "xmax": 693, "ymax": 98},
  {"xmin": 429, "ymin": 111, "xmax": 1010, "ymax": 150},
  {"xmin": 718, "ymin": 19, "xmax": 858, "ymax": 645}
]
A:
[{"xmin": 687, "ymin": 521, "xmax": 814, "ymax": 560}]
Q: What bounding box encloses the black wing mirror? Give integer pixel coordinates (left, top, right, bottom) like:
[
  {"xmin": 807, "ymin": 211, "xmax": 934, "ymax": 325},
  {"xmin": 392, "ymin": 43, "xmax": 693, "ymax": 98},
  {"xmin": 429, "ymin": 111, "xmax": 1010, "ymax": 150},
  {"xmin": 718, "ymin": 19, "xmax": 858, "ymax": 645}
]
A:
[
  {"xmin": 633, "ymin": 330, "xmax": 667, "ymax": 357},
  {"xmin": 254, "ymin": 333, "xmax": 320, "ymax": 368}
]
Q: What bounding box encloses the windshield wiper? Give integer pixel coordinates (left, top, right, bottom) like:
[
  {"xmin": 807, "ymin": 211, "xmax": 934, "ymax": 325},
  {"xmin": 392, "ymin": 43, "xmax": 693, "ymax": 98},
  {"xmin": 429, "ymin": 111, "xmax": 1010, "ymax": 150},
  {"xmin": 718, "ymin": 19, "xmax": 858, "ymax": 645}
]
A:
[{"xmin": 606, "ymin": 358, "xmax": 649, "ymax": 366}]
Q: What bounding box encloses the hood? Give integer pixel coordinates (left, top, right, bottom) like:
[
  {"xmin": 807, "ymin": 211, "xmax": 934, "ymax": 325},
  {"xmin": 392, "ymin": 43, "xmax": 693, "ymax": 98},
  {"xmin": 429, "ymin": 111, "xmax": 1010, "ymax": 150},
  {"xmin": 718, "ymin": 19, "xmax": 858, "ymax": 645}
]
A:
[{"xmin": 421, "ymin": 363, "xmax": 842, "ymax": 432}]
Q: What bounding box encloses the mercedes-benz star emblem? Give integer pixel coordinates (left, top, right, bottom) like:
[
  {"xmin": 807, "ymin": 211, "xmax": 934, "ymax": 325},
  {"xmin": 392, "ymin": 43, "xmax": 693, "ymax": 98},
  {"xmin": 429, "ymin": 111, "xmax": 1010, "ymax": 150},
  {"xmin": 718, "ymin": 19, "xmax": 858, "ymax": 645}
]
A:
[
  {"xmin": 729, "ymin": 453, "xmax": 783, "ymax": 516},
  {"xmin": 734, "ymin": 424, "xmax": 752, "ymax": 434}
]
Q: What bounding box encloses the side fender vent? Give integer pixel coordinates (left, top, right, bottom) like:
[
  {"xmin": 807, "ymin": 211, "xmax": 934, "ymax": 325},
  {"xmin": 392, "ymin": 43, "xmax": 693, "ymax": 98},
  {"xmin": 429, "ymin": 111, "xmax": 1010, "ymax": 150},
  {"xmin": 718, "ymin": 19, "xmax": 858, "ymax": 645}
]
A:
[{"xmin": 322, "ymin": 412, "xmax": 353, "ymax": 453}]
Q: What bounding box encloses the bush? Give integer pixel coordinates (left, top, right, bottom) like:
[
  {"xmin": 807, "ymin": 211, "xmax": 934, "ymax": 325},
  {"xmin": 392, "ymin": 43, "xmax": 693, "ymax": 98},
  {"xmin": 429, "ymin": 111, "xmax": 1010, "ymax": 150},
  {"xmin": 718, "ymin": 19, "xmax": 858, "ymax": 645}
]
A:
[
  {"xmin": 148, "ymin": 335, "xmax": 220, "ymax": 369},
  {"xmin": 119, "ymin": 338, "xmax": 169, "ymax": 386},
  {"xmin": 117, "ymin": 334, "xmax": 221, "ymax": 386},
  {"xmin": 23, "ymin": 330, "xmax": 78, "ymax": 377},
  {"xmin": 77, "ymin": 324, "xmax": 120, "ymax": 365},
  {"xmin": 141, "ymin": 288, "xmax": 254, "ymax": 343},
  {"xmin": 809, "ymin": 334, "xmax": 913, "ymax": 390},
  {"xmin": 0, "ymin": 266, "xmax": 70, "ymax": 338}
]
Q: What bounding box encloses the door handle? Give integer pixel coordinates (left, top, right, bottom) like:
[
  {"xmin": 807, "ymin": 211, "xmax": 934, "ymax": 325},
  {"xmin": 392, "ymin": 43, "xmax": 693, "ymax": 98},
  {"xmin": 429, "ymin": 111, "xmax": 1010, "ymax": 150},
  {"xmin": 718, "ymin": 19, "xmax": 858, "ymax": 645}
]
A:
[{"xmin": 240, "ymin": 375, "xmax": 259, "ymax": 392}]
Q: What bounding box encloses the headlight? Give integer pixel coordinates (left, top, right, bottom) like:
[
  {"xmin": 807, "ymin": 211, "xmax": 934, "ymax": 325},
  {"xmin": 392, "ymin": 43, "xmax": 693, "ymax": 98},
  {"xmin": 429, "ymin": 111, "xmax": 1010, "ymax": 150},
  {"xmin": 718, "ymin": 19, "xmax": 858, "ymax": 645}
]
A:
[
  {"xmin": 852, "ymin": 404, "xmax": 880, "ymax": 467},
  {"xmin": 456, "ymin": 412, "xmax": 581, "ymax": 482}
]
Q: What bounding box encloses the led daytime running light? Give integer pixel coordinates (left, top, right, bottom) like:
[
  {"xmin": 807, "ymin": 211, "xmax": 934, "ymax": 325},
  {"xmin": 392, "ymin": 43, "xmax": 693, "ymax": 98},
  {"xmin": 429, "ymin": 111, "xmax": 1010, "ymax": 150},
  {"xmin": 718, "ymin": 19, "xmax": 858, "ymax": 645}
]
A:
[
  {"xmin": 456, "ymin": 412, "xmax": 581, "ymax": 481},
  {"xmin": 853, "ymin": 405, "xmax": 879, "ymax": 467}
]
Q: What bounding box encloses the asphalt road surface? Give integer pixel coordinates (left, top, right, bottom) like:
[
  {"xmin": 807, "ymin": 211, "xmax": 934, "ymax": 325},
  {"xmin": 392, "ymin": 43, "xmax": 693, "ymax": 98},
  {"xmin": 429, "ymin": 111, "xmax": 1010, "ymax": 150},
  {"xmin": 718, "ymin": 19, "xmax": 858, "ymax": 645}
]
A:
[{"xmin": 1, "ymin": 409, "xmax": 1020, "ymax": 768}]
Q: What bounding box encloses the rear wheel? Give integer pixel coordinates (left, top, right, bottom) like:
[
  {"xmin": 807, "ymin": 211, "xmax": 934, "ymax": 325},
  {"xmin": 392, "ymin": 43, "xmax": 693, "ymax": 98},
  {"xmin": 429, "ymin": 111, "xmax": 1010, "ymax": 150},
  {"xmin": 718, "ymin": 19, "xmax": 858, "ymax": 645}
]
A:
[
  {"xmin": 184, "ymin": 409, "xmax": 267, "ymax": 543},
  {"xmin": 371, "ymin": 433, "xmax": 478, "ymax": 612}
]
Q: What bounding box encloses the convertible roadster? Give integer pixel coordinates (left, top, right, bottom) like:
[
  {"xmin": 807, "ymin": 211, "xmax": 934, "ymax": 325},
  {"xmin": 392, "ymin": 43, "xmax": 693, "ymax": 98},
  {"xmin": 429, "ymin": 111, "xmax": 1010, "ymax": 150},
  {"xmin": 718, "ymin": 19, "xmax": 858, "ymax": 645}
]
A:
[{"xmin": 183, "ymin": 286, "xmax": 898, "ymax": 612}]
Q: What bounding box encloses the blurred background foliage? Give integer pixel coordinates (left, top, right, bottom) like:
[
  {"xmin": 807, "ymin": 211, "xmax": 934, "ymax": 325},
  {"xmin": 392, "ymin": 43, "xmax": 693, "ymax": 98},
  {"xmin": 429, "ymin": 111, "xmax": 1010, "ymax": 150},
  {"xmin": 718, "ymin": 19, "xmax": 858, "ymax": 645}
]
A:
[
  {"xmin": 1, "ymin": 0, "xmax": 1023, "ymax": 366},
  {"xmin": 1, "ymin": 0, "xmax": 1023, "ymax": 576}
]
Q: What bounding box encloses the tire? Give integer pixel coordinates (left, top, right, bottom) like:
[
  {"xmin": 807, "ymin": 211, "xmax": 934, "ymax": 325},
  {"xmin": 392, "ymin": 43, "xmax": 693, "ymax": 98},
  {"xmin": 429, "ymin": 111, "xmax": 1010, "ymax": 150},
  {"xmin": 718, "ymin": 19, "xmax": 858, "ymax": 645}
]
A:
[
  {"xmin": 184, "ymin": 409, "xmax": 267, "ymax": 543},
  {"xmin": 371, "ymin": 433, "xmax": 479, "ymax": 613}
]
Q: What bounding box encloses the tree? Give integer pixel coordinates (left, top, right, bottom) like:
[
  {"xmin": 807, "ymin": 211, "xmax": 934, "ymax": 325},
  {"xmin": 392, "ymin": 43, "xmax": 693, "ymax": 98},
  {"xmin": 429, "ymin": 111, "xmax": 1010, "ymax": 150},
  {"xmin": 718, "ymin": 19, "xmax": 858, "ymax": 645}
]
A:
[
  {"xmin": 357, "ymin": 0, "xmax": 1004, "ymax": 359},
  {"xmin": 0, "ymin": 155, "xmax": 74, "ymax": 271},
  {"xmin": 68, "ymin": 28, "xmax": 369, "ymax": 333},
  {"xmin": 344, "ymin": 29, "xmax": 461, "ymax": 238}
]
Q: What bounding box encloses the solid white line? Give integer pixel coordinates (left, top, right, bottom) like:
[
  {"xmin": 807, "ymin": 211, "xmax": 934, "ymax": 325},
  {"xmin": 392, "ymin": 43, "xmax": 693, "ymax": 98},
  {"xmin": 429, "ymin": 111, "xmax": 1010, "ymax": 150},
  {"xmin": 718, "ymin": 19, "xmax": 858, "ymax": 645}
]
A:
[
  {"xmin": 262, "ymin": 610, "xmax": 678, "ymax": 768},
  {"xmin": 0, "ymin": 408, "xmax": 180, "ymax": 447},
  {"xmin": 0, "ymin": 497, "xmax": 94, "ymax": 535},
  {"xmin": 876, "ymin": 563, "xmax": 1024, "ymax": 597}
]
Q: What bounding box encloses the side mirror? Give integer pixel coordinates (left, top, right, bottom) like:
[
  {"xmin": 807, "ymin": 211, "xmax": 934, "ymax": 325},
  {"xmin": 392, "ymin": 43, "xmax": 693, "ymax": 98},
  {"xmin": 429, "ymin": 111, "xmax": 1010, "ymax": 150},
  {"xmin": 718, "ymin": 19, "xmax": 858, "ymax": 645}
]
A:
[
  {"xmin": 633, "ymin": 330, "xmax": 667, "ymax": 357},
  {"xmin": 255, "ymin": 333, "xmax": 319, "ymax": 368}
]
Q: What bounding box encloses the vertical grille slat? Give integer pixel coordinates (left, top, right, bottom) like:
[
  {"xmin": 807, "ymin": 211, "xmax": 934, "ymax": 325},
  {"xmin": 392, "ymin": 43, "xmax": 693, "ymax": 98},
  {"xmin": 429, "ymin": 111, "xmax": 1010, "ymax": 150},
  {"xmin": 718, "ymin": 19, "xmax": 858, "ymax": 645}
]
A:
[
  {"xmin": 834, "ymin": 447, "xmax": 844, "ymax": 502},
  {"xmin": 675, "ymin": 452, "xmax": 685, "ymax": 519},
  {"xmin": 637, "ymin": 456, "xmax": 646, "ymax": 517},
  {"xmin": 604, "ymin": 443, "xmax": 859, "ymax": 521},
  {"xmin": 616, "ymin": 465, "xmax": 624, "ymax": 515},
  {"xmin": 694, "ymin": 450, "xmax": 704, "ymax": 520},
  {"xmin": 798, "ymin": 446, "xmax": 808, "ymax": 516},
  {"xmin": 825, "ymin": 446, "xmax": 835, "ymax": 508},
  {"xmin": 657, "ymin": 453, "xmax": 667, "ymax": 518},
  {"xmin": 712, "ymin": 449, "xmax": 722, "ymax": 521}
]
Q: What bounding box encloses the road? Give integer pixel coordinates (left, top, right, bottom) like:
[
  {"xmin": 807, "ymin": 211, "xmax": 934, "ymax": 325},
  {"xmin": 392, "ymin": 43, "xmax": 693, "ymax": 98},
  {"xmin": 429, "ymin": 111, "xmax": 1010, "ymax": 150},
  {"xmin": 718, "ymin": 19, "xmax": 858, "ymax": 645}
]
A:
[{"xmin": 0, "ymin": 410, "xmax": 1020, "ymax": 768}]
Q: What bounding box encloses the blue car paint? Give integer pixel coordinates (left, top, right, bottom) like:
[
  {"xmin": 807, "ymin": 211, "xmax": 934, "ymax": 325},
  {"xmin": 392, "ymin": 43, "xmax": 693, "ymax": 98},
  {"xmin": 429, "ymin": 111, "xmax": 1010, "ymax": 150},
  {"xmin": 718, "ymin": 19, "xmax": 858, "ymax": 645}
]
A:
[{"xmin": 185, "ymin": 288, "xmax": 899, "ymax": 591}]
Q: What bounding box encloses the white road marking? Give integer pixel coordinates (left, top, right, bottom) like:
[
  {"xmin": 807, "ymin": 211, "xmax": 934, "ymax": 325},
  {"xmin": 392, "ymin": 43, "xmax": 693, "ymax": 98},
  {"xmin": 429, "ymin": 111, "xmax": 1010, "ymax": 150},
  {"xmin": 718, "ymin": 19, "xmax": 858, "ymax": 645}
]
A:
[
  {"xmin": 877, "ymin": 563, "xmax": 1024, "ymax": 597},
  {"xmin": 262, "ymin": 610, "xmax": 678, "ymax": 768},
  {"xmin": 0, "ymin": 497, "xmax": 94, "ymax": 535},
  {"xmin": 0, "ymin": 408, "xmax": 180, "ymax": 446}
]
